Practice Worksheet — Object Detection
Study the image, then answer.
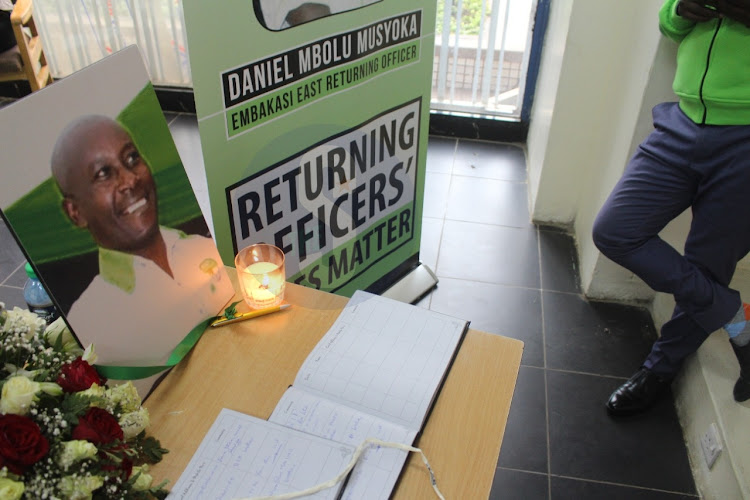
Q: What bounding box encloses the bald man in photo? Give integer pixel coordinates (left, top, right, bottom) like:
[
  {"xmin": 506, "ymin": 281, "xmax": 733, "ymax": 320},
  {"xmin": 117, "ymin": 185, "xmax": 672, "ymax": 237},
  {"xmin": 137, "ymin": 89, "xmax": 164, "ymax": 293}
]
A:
[{"xmin": 52, "ymin": 115, "xmax": 232, "ymax": 392}]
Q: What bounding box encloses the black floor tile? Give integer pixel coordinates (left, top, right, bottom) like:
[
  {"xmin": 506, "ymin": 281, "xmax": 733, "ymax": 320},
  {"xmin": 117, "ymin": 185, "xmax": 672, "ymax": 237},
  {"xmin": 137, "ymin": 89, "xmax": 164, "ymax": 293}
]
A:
[
  {"xmin": 437, "ymin": 220, "xmax": 540, "ymax": 289},
  {"xmin": 551, "ymin": 475, "xmax": 699, "ymax": 500},
  {"xmin": 445, "ymin": 176, "xmax": 531, "ymax": 229},
  {"xmin": 547, "ymin": 370, "xmax": 696, "ymax": 494},
  {"xmin": 497, "ymin": 366, "xmax": 548, "ymax": 472},
  {"xmin": 0, "ymin": 284, "xmax": 26, "ymax": 309},
  {"xmin": 168, "ymin": 112, "xmax": 200, "ymax": 142},
  {"xmin": 413, "ymin": 291, "xmax": 431, "ymax": 309},
  {"xmin": 4, "ymin": 264, "xmax": 27, "ymax": 288},
  {"xmin": 169, "ymin": 113, "xmax": 203, "ymax": 173},
  {"xmin": 543, "ymin": 291, "xmax": 657, "ymax": 377},
  {"xmin": 163, "ymin": 111, "xmax": 179, "ymax": 124},
  {"xmin": 0, "ymin": 220, "xmax": 26, "ymax": 282},
  {"xmin": 168, "ymin": 113, "xmax": 211, "ymax": 223},
  {"xmin": 429, "ymin": 278, "xmax": 544, "ymax": 367},
  {"xmin": 490, "ymin": 469, "xmax": 548, "ymax": 500},
  {"xmin": 425, "ymin": 136, "xmax": 456, "ymax": 174},
  {"xmin": 422, "ymin": 171, "xmax": 451, "ymax": 219},
  {"xmin": 418, "ymin": 217, "xmax": 442, "ymax": 272},
  {"xmin": 453, "ymin": 140, "xmax": 527, "ymax": 182},
  {"xmin": 540, "ymin": 229, "xmax": 581, "ymax": 294}
]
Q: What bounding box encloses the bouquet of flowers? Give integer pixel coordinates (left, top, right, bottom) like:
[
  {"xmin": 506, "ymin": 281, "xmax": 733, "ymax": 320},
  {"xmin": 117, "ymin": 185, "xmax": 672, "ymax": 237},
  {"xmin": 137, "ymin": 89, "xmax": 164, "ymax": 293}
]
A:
[{"xmin": 0, "ymin": 302, "xmax": 169, "ymax": 499}]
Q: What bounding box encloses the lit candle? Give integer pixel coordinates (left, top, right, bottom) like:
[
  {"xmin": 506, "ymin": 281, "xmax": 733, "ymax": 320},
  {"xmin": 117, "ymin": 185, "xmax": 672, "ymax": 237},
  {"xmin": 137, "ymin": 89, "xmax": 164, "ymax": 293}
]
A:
[
  {"xmin": 243, "ymin": 261, "xmax": 283, "ymax": 307},
  {"xmin": 235, "ymin": 244, "xmax": 286, "ymax": 309}
]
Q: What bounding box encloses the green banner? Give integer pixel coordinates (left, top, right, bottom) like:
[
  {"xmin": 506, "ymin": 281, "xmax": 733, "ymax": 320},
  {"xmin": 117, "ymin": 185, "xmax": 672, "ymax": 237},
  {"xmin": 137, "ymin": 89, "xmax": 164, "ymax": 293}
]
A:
[{"xmin": 184, "ymin": 2, "xmax": 435, "ymax": 295}]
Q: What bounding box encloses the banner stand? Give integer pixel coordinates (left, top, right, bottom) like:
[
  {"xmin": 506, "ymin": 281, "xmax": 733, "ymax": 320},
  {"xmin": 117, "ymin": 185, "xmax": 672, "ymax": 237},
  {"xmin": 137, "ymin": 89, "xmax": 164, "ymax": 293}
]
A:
[
  {"xmin": 183, "ymin": 2, "xmax": 437, "ymax": 298},
  {"xmin": 381, "ymin": 263, "xmax": 438, "ymax": 304}
]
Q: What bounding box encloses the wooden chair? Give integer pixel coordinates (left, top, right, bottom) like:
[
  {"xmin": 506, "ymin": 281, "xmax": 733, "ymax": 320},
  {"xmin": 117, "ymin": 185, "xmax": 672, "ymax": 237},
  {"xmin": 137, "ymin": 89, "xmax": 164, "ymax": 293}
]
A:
[{"xmin": 0, "ymin": 0, "xmax": 52, "ymax": 92}]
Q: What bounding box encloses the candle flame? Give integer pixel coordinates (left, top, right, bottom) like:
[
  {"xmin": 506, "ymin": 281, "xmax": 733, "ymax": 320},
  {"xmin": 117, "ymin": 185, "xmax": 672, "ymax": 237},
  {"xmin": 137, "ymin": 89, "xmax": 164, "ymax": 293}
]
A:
[{"xmin": 260, "ymin": 274, "xmax": 270, "ymax": 290}]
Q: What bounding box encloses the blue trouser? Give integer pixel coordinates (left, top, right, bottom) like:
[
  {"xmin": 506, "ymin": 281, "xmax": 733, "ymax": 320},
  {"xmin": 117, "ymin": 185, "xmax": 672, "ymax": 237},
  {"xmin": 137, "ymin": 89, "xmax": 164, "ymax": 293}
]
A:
[{"xmin": 592, "ymin": 102, "xmax": 750, "ymax": 376}]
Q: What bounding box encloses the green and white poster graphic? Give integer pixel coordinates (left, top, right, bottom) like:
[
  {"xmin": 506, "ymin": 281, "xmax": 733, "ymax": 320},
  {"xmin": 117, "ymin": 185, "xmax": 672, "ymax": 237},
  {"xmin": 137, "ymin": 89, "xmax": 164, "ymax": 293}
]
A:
[{"xmin": 183, "ymin": 1, "xmax": 435, "ymax": 296}]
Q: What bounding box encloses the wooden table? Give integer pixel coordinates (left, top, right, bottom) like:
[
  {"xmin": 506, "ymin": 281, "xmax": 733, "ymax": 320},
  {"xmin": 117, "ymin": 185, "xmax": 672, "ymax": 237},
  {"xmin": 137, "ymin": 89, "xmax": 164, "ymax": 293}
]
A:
[{"xmin": 144, "ymin": 272, "xmax": 523, "ymax": 499}]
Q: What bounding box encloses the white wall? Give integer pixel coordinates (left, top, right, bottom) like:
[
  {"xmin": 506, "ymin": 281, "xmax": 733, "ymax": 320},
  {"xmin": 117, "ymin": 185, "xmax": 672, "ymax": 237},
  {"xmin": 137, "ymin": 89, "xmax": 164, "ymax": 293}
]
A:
[
  {"xmin": 527, "ymin": 0, "xmax": 664, "ymax": 302},
  {"xmin": 526, "ymin": 1, "xmax": 749, "ymax": 497}
]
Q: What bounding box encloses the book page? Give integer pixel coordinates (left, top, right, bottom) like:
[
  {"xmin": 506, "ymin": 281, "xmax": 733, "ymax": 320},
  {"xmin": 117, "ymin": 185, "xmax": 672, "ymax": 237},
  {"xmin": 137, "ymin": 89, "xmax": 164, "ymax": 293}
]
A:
[
  {"xmin": 294, "ymin": 290, "xmax": 468, "ymax": 431},
  {"xmin": 269, "ymin": 386, "xmax": 417, "ymax": 500},
  {"xmin": 169, "ymin": 409, "xmax": 354, "ymax": 499}
]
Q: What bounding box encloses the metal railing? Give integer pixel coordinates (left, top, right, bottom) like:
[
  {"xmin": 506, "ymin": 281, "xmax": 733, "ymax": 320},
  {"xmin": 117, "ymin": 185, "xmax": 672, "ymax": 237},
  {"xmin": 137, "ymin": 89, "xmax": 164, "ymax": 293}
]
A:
[
  {"xmin": 35, "ymin": 0, "xmax": 192, "ymax": 87},
  {"xmin": 433, "ymin": 0, "xmax": 535, "ymax": 119},
  {"xmin": 34, "ymin": 0, "xmax": 536, "ymax": 120}
]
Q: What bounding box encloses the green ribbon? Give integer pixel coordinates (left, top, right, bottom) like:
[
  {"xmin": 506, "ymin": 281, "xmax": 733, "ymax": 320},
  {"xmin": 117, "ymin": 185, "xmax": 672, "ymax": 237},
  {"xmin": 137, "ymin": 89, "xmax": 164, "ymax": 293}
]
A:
[{"xmin": 93, "ymin": 317, "xmax": 215, "ymax": 380}]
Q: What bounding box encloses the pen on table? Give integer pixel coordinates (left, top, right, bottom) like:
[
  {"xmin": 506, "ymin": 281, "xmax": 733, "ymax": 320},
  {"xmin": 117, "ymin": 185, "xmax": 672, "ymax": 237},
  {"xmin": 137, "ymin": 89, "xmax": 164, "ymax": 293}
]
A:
[{"xmin": 211, "ymin": 303, "xmax": 291, "ymax": 327}]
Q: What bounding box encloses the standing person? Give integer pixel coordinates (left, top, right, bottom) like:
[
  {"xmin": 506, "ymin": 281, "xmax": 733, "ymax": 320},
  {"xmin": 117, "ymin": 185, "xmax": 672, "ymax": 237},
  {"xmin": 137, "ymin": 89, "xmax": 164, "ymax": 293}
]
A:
[{"xmin": 592, "ymin": 0, "xmax": 750, "ymax": 417}]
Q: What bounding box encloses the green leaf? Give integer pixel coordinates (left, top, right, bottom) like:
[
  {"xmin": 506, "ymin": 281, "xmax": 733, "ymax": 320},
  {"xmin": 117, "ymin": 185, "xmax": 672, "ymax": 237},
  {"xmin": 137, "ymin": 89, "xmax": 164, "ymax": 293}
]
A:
[
  {"xmin": 61, "ymin": 393, "xmax": 105, "ymax": 425},
  {"xmin": 149, "ymin": 481, "xmax": 171, "ymax": 500},
  {"xmin": 136, "ymin": 435, "xmax": 169, "ymax": 464}
]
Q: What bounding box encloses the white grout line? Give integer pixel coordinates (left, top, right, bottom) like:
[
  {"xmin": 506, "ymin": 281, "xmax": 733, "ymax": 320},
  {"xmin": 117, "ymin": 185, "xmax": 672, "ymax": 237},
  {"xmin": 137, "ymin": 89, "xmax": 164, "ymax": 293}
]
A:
[
  {"xmin": 495, "ymin": 467, "xmax": 699, "ymax": 497},
  {"xmin": 536, "ymin": 225, "xmax": 554, "ymax": 500},
  {"xmin": 545, "ymin": 366, "xmax": 631, "ymax": 381},
  {"xmin": 0, "ymin": 261, "xmax": 25, "ymax": 287},
  {"xmin": 547, "ymin": 473, "xmax": 700, "ymax": 498}
]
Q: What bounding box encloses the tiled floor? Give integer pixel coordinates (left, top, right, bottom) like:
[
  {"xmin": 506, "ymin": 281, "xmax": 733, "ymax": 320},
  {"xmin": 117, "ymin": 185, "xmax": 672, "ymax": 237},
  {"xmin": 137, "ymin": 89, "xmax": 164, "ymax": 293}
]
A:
[{"xmin": 0, "ymin": 107, "xmax": 698, "ymax": 499}]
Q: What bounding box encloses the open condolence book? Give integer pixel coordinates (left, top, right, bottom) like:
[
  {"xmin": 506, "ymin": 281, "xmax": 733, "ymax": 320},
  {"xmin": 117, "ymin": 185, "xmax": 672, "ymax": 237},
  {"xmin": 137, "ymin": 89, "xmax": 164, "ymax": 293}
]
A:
[{"xmin": 169, "ymin": 290, "xmax": 470, "ymax": 499}]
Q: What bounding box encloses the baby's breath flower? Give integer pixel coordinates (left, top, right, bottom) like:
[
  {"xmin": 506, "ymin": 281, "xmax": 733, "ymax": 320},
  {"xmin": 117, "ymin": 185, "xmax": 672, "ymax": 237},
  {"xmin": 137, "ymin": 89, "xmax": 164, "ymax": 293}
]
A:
[{"xmin": 1, "ymin": 307, "xmax": 45, "ymax": 341}]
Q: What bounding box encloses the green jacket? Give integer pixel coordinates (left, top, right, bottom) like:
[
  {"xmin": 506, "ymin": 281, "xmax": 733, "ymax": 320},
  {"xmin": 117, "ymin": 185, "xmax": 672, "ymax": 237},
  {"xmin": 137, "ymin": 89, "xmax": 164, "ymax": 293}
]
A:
[{"xmin": 660, "ymin": 0, "xmax": 750, "ymax": 125}]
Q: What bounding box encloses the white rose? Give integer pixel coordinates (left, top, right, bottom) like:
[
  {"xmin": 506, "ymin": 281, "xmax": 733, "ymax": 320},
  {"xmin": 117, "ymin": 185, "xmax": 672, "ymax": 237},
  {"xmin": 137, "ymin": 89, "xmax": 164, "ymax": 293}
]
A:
[
  {"xmin": 57, "ymin": 440, "xmax": 98, "ymax": 469},
  {"xmin": 44, "ymin": 317, "xmax": 82, "ymax": 354},
  {"xmin": 119, "ymin": 407, "xmax": 150, "ymax": 440},
  {"xmin": 57, "ymin": 475, "xmax": 104, "ymax": 500},
  {"xmin": 0, "ymin": 477, "xmax": 24, "ymax": 500},
  {"xmin": 78, "ymin": 383, "xmax": 106, "ymax": 400},
  {"xmin": 131, "ymin": 465, "xmax": 154, "ymax": 491},
  {"xmin": 74, "ymin": 383, "xmax": 107, "ymax": 410},
  {"xmin": 81, "ymin": 344, "xmax": 97, "ymax": 365},
  {"xmin": 0, "ymin": 376, "xmax": 41, "ymax": 415},
  {"xmin": 106, "ymin": 381, "xmax": 141, "ymax": 413}
]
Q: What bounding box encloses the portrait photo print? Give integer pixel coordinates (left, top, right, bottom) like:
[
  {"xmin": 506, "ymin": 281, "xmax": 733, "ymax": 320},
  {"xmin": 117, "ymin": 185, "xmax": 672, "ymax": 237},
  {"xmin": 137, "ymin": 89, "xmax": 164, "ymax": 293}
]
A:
[{"xmin": 0, "ymin": 46, "xmax": 234, "ymax": 394}]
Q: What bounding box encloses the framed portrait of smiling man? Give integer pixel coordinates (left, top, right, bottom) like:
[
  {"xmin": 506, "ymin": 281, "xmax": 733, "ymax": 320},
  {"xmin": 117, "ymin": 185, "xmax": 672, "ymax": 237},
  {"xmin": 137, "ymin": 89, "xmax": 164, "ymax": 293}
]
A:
[{"xmin": 0, "ymin": 46, "xmax": 234, "ymax": 396}]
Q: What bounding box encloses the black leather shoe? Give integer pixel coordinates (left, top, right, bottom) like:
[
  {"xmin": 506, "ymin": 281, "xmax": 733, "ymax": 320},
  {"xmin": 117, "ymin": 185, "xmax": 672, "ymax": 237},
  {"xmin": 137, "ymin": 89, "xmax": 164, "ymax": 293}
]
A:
[
  {"xmin": 731, "ymin": 342, "xmax": 750, "ymax": 403},
  {"xmin": 606, "ymin": 367, "xmax": 672, "ymax": 417}
]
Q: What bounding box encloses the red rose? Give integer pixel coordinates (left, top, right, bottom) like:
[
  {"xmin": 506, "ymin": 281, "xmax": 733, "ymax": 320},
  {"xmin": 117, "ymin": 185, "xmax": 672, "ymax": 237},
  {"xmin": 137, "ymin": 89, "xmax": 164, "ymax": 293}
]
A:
[
  {"xmin": 110, "ymin": 456, "xmax": 133, "ymax": 480},
  {"xmin": 57, "ymin": 357, "xmax": 105, "ymax": 393},
  {"xmin": 0, "ymin": 414, "xmax": 49, "ymax": 474},
  {"xmin": 72, "ymin": 407, "xmax": 123, "ymax": 444},
  {"xmin": 100, "ymin": 444, "xmax": 133, "ymax": 480}
]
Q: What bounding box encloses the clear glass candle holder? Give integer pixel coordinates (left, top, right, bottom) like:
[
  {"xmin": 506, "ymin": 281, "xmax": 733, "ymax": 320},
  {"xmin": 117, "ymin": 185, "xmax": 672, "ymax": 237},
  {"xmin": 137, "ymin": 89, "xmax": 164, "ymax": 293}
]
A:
[{"xmin": 235, "ymin": 244, "xmax": 286, "ymax": 309}]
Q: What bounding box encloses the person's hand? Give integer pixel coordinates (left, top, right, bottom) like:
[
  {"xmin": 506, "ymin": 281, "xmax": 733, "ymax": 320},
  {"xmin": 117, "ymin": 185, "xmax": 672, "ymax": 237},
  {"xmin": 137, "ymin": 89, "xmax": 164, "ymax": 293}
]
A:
[
  {"xmin": 715, "ymin": 0, "xmax": 750, "ymax": 28},
  {"xmin": 676, "ymin": 0, "xmax": 722, "ymax": 22}
]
